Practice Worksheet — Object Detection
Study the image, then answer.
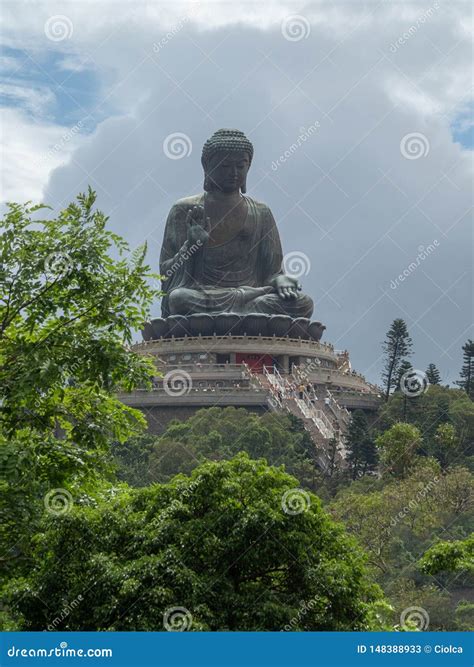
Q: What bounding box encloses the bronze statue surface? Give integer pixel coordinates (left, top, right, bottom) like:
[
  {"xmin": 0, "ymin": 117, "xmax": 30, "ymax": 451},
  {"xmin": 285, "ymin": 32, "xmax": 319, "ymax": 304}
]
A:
[
  {"xmin": 144, "ymin": 129, "xmax": 324, "ymax": 341},
  {"xmin": 160, "ymin": 129, "xmax": 313, "ymax": 319}
]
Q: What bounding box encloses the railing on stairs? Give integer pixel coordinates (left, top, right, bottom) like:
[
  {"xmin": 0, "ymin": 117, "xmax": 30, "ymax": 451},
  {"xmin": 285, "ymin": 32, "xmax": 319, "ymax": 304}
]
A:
[
  {"xmin": 291, "ymin": 386, "xmax": 334, "ymax": 438},
  {"xmin": 243, "ymin": 363, "xmax": 348, "ymax": 470},
  {"xmin": 326, "ymin": 388, "xmax": 351, "ymax": 425},
  {"xmin": 263, "ymin": 365, "xmax": 286, "ymax": 391},
  {"xmin": 248, "ymin": 364, "xmax": 282, "ymax": 409}
]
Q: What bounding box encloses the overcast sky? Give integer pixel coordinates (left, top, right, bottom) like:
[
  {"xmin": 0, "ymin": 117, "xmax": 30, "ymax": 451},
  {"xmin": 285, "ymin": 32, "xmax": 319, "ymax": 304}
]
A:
[{"xmin": 1, "ymin": 1, "xmax": 472, "ymax": 385}]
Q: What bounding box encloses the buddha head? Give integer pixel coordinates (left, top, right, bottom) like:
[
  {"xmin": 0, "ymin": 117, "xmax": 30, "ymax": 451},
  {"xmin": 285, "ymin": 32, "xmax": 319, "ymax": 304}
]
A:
[{"xmin": 201, "ymin": 128, "xmax": 254, "ymax": 194}]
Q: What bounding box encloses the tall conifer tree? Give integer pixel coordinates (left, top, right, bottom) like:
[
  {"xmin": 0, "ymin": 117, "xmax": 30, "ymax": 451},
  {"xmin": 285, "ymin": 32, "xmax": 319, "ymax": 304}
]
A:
[
  {"xmin": 381, "ymin": 319, "xmax": 413, "ymax": 401},
  {"xmin": 455, "ymin": 339, "xmax": 474, "ymax": 399},
  {"xmin": 426, "ymin": 363, "xmax": 441, "ymax": 385}
]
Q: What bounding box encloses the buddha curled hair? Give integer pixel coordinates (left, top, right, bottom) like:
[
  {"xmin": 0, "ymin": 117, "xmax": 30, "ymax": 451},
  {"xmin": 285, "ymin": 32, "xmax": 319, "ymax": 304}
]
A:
[{"xmin": 201, "ymin": 128, "xmax": 254, "ymax": 193}]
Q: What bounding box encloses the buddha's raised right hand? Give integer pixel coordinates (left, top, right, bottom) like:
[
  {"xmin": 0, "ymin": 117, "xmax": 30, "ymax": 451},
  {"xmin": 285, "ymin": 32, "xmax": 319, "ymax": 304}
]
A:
[{"xmin": 185, "ymin": 205, "xmax": 210, "ymax": 247}]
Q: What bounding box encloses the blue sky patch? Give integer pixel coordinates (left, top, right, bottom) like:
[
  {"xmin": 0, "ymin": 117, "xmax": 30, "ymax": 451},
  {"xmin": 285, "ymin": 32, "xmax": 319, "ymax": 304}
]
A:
[
  {"xmin": 0, "ymin": 45, "xmax": 104, "ymax": 132},
  {"xmin": 451, "ymin": 101, "xmax": 473, "ymax": 150}
]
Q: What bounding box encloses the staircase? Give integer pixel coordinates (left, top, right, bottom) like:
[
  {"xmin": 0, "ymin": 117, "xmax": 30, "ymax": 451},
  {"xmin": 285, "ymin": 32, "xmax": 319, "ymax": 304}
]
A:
[{"xmin": 242, "ymin": 363, "xmax": 348, "ymax": 473}]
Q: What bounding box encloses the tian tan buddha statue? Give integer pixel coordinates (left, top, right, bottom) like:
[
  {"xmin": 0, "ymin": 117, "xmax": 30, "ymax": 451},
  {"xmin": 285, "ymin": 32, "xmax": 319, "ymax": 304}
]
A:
[{"xmin": 144, "ymin": 129, "xmax": 325, "ymax": 340}]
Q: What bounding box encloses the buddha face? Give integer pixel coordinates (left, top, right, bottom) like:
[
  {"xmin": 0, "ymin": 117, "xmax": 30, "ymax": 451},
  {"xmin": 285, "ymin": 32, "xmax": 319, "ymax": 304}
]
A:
[{"xmin": 206, "ymin": 150, "xmax": 250, "ymax": 193}]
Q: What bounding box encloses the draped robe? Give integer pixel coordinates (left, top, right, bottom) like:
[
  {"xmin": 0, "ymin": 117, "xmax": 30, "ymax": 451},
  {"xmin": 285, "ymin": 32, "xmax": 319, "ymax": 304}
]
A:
[{"xmin": 159, "ymin": 193, "xmax": 313, "ymax": 319}]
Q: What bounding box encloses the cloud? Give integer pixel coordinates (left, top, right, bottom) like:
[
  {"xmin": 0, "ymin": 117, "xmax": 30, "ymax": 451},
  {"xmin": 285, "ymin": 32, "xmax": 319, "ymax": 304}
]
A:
[
  {"xmin": 0, "ymin": 81, "xmax": 56, "ymax": 115},
  {"xmin": 1, "ymin": 1, "xmax": 472, "ymax": 384},
  {"xmin": 0, "ymin": 55, "xmax": 23, "ymax": 71},
  {"xmin": 57, "ymin": 53, "xmax": 95, "ymax": 72},
  {"xmin": 0, "ymin": 107, "xmax": 82, "ymax": 202}
]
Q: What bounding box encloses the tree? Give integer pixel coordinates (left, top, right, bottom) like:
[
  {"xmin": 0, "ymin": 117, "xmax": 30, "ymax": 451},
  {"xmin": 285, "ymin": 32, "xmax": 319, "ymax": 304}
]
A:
[
  {"xmin": 375, "ymin": 423, "xmax": 422, "ymax": 478},
  {"xmin": 376, "ymin": 385, "xmax": 474, "ymax": 468},
  {"xmin": 113, "ymin": 434, "xmax": 157, "ymax": 487},
  {"xmin": 330, "ymin": 459, "xmax": 441, "ymax": 577},
  {"xmin": 394, "ymin": 360, "xmax": 413, "ymax": 392},
  {"xmin": 431, "ymin": 423, "xmax": 459, "ymax": 470},
  {"xmin": 346, "ymin": 410, "xmax": 377, "ymax": 479},
  {"xmin": 420, "ymin": 534, "xmax": 474, "ymax": 576},
  {"xmin": 330, "ymin": 462, "xmax": 474, "ymax": 630},
  {"xmin": 0, "ymin": 190, "xmax": 160, "ymax": 576},
  {"xmin": 381, "ymin": 319, "xmax": 412, "ymax": 401},
  {"xmin": 394, "ymin": 359, "xmax": 414, "ymax": 421},
  {"xmin": 456, "ymin": 339, "xmax": 474, "ymax": 400},
  {"xmin": 426, "ymin": 363, "xmax": 441, "ymax": 385},
  {"xmin": 144, "ymin": 407, "xmax": 324, "ymax": 491},
  {"xmin": 5, "ymin": 454, "xmax": 388, "ymax": 631},
  {"xmin": 389, "ymin": 580, "xmax": 452, "ymax": 631},
  {"xmin": 454, "ymin": 601, "xmax": 474, "ymax": 631}
]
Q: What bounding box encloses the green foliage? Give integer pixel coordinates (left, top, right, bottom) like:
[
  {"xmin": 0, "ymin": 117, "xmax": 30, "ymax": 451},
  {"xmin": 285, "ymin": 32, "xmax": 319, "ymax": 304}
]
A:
[
  {"xmin": 332, "ymin": 460, "xmax": 440, "ymax": 576},
  {"xmin": 455, "ymin": 339, "xmax": 474, "ymax": 399},
  {"xmin": 454, "ymin": 601, "xmax": 474, "ymax": 631},
  {"xmin": 112, "ymin": 434, "xmax": 157, "ymax": 487},
  {"xmin": 426, "ymin": 363, "xmax": 441, "ymax": 385},
  {"xmin": 420, "ymin": 534, "xmax": 474, "ymax": 575},
  {"xmin": 377, "ymin": 385, "xmax": 474, "ymax": 469},
  {"xmin": 346, "ymin": 410, "xmax": 378, "ymax": 479},
  {"xmin": 330, "ymin": 463, "xmax": 473, "ymax": 629},
  {"xmin": 381, "ymin": 319, "xmax": 412, "ymax": 401},
  {"xmin": 1, "ymin": 189, "xmax": 160, "ymax": 432},
  {"xmin": 131, "ymin": 407, "xmax": 326, "ymax": 493},
  {"xmin": 431, "ymin": 423, "xmax": 460, "ymax": 470},
  {"xmin": 394, "ymin": 360, "xmax": 413, "ymax": 391},
  {"xmin": 389, "ymin": 580, "xmax": 452, "ymax": 631},
  {"xmin": 0, "ymin": 190, "xmax": 161, "ymax": 576},
  {"xmin": 5, "ymin": 454, "xmax": 387, "ymax": 631},
  {"xmin": 111, "ymin": 395, "xmax": 474, "ymax": 631},
  {"xmin": 376, "ymin": 423, "xmax": 422, "ymax": 478}
]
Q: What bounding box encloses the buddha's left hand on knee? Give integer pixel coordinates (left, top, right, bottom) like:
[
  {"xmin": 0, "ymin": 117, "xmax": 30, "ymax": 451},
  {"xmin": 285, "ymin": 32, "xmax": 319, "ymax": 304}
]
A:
[{"xmin": 270, "ymin": 274, "xmax": 302, "ymax": 300}]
